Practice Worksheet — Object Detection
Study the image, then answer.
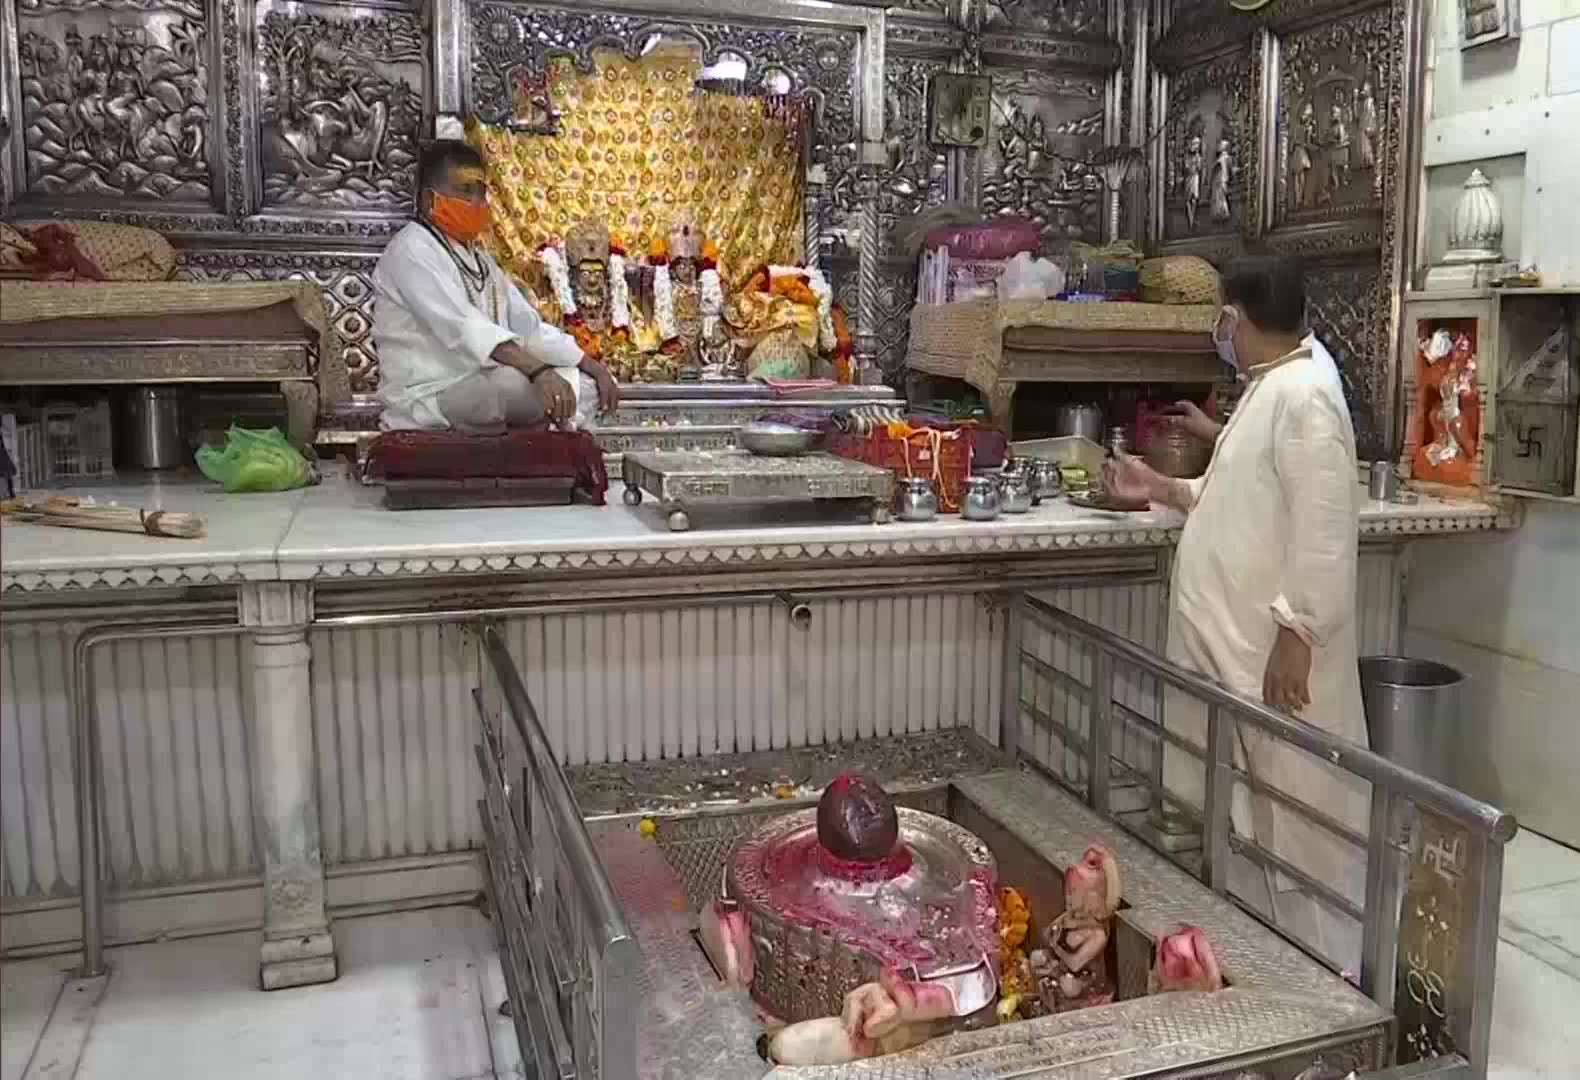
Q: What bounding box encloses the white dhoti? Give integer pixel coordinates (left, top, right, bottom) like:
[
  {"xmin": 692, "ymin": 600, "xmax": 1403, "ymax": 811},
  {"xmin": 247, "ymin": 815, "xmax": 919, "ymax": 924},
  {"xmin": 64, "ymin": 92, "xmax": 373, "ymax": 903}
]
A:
[{"xmin": 1159, "ymin": 337, "xmax": 1371, "ymax": 977}]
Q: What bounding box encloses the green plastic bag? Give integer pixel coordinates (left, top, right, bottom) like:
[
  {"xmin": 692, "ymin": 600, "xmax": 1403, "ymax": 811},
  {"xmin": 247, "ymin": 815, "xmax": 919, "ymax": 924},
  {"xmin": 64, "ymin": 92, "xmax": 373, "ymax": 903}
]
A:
[{"xmin": 196, "ymin": 426, "xmax": 315, "ymax": 493}]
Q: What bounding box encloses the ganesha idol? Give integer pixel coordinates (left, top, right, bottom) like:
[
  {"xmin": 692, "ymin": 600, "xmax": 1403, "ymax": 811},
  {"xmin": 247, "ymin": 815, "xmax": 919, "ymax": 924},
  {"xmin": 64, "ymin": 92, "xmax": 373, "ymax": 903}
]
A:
[{"xmin": 701, "ymin": 774, "xmax": 1000, "ymax": 1067}]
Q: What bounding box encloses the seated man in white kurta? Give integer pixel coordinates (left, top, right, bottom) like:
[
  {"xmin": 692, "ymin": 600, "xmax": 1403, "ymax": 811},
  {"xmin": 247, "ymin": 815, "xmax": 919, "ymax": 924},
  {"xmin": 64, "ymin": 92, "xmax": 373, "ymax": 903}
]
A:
[
  {"xmin": 1105, "ymin": 255, "xmax": 1369, "ymax": 977},
  {"xmin": 372, "ymin": 142, "xmax": 619, "ymax": 432}
]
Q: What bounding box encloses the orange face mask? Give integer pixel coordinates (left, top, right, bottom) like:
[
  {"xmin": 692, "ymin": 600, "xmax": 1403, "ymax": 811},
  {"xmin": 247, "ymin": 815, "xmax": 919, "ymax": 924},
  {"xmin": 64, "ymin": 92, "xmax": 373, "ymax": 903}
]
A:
[{"xmin": 430, "ymin": 194, "xmax": 490, "ymax": 244}]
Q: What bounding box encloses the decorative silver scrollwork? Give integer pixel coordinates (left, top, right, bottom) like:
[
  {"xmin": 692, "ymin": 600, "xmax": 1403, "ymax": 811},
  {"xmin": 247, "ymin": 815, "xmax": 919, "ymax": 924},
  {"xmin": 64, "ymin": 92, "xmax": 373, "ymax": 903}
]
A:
[{"xmin": 1307, "ymin": 262, "xmax": 1387, "ymax": 461}]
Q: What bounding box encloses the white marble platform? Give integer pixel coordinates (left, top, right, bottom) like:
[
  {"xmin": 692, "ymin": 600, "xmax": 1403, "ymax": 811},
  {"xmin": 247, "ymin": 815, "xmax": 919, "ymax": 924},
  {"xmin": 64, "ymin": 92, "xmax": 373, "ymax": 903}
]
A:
[{"xmin": 0, "ymin": 472, "xmax": 1515, "ymax": 595}]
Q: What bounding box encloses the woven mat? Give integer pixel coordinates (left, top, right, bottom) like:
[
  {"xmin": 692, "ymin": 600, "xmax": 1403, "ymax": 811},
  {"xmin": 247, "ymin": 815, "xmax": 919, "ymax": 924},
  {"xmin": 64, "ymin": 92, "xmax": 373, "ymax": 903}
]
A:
[
  {"xmin": 0, "ymin": 279, "xmax": 349, "ymax": 405},
  {"xmin": 906, "ymin": 298, "xmax": 1216, "ymax": 406}
]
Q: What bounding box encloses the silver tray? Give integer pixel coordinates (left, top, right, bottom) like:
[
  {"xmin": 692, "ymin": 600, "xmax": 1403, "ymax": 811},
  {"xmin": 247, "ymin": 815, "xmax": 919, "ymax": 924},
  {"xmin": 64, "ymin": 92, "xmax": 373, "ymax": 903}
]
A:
[{"xmin": 620, "ymin": 450, "xmax": 895, "ymax": 531}]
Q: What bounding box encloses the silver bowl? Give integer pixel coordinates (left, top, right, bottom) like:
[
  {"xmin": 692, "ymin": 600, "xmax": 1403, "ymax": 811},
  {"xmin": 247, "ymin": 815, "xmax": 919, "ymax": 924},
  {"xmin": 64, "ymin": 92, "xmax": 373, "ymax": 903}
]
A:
[{"xmin": 739, "ymin": 421, "xmax": 822, "ymax": 457}]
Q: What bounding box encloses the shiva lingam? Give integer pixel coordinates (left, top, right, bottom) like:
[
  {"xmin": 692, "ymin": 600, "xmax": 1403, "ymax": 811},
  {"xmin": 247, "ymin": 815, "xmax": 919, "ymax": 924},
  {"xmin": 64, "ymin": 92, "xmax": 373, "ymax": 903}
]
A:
[{"xmin": 700, "ymin": 774, "xmax": 1000, "ymax": 1063}]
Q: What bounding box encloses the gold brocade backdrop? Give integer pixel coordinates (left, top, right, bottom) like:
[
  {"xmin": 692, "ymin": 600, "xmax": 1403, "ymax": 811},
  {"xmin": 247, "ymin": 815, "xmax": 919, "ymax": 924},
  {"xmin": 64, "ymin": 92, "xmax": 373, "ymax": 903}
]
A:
[{"xmin": 470, "ymin": 49, "xmax": 805, "ymax": 287}]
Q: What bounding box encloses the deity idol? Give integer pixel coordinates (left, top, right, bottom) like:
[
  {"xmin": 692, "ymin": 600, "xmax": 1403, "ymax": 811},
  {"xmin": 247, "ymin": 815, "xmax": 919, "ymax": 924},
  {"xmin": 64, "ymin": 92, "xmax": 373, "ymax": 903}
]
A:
[
  {"xmin": 539, "ymin": 217, "xmax": 645, "ymax": 383},
  {"xmin": 1029, "ymin": 844, "xmax": 1121, "ymax": 1013},
  {"xmin": 666, "ymin": 221, "xmax": 705, "ymax": 378},
  {"xmin": 1413, "ymin": 327, "xmax": 1481, "ymax": 484}
]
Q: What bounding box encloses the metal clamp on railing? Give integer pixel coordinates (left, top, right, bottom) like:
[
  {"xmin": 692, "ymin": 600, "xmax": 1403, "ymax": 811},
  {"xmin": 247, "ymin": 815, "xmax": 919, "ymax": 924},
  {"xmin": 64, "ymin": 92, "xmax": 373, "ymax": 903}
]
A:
[
  {"xmin": 1016, "ymin": 596, "xmax": 1515, "ymax": 1080},
  {"xmin": 474, "ymin": 622, "xmax": 640, "ymax": 1080}
]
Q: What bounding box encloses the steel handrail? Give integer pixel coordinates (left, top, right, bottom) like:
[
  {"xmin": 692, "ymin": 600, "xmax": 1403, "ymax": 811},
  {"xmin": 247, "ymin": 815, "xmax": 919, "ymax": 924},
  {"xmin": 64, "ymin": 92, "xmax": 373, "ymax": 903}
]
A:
[
  {"xmin": 1020, "ymin": 594, "xmax": 1511, "ymax": 1080},
  {"xmin": 1022, "ymin": 594, "xmax": 1515, "ymax": 842},
  {"xmin": 480, "ymin": 622, "xmax": 634, "ymax": 956}
]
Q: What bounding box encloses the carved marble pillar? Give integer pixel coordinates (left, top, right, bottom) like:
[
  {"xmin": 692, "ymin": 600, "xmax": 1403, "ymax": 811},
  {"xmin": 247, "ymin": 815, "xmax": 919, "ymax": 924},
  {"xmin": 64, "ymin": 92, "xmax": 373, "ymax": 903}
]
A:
[{"xmin": 241, "ymin": 582, "xmax": 336, "ymax": 990}]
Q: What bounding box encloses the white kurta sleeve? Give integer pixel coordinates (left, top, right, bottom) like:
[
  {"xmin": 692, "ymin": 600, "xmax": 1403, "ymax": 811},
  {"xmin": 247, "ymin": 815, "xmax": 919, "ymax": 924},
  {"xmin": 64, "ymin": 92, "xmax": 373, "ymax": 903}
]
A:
[
  {"xmin": 1270, "ymin": 391, "xmax": 1359, "ymax": 647},
  {"xmin": 502, "ymin": 273, "xmax": 583, "ymax": 369},
  {"xmin": 386, "ymin": 239, "xmax": 516, "ymax": 368}
]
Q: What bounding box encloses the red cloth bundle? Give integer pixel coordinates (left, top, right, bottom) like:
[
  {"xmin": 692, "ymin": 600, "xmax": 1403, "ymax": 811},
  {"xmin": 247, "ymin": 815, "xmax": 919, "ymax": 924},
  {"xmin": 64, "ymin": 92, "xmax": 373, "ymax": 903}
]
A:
[
  {"xmin": 370, "ymin": 429, "xmax": 609, "ymax": 505},
  {"xmin": 829, "ymin": 427, "xmax": 973, "ymax": 513}
]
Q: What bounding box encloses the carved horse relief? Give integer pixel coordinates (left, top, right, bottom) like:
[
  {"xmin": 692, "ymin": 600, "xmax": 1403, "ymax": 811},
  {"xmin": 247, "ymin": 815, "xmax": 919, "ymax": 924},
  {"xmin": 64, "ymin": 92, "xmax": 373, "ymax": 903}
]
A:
[{"xmin": 256, "ymin": 9, "xmax": 425, "ymax": 212}]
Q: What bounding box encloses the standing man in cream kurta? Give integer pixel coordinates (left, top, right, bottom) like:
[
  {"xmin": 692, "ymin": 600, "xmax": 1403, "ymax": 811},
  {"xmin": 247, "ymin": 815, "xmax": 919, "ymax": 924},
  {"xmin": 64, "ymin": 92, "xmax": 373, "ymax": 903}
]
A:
[{"xmin": 1105, "ymin": 255, "xmax": 1369, "ymax": 975}]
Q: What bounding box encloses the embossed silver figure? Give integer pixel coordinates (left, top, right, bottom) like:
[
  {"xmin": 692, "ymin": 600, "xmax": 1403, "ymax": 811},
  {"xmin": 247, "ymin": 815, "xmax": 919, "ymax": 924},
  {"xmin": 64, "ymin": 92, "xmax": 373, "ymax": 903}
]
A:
[
  {"xmin": 1291, "ymin": 102, "xmax": 1318, "ymax": 210},
  {"xmin": 1356, "ymin": 81, "xmax": 1379, "ymax": 171},
  {"xmin": 1182, "ymin": 131, "xmax": 1205, "ymax": 230},
  {"xmin": 1209, "ymin": 137, "xmax": 1232, "ymax": 224}
]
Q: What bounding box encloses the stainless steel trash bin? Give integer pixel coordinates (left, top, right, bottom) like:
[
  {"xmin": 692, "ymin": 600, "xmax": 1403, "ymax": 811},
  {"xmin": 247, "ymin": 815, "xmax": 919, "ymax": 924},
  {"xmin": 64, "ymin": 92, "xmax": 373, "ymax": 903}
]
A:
[{"xmin": 1359, "ymin": 656, "xmax": 1465, "ymax": 787}]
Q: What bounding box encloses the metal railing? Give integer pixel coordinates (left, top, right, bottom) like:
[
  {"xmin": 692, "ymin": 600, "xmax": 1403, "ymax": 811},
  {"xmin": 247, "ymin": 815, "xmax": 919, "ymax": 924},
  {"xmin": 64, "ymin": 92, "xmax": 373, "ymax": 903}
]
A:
[
  {"xmin": 1012, "ymin": 595, "xmax": 1515, "ymax": 1080},
  {"xmin": 475, "ymin": 622, "xmax": 640, "ymax": 1080}
]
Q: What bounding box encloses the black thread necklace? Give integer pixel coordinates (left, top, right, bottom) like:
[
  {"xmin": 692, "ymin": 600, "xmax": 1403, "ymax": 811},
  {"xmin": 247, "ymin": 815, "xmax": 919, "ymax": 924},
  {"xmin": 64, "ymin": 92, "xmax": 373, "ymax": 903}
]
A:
[{"xmin": 419, "ymin": 219, "xmax": 489, "ymax": 295}]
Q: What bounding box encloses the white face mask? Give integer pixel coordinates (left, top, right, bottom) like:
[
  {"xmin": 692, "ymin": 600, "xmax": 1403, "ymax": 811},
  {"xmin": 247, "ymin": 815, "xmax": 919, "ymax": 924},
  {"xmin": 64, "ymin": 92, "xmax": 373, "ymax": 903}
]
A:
[{"xmin": 1212, "ymin": 306, "xmax": 1244, "ymax": 382}]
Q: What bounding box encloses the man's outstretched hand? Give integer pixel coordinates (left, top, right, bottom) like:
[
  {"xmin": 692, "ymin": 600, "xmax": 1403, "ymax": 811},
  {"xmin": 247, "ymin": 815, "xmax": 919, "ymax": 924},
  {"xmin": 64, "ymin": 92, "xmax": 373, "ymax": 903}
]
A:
[
  {"xmin": 1262, "ymin": 625, "xmax": 1313, "ymax": 713},
  {"xmin": 580, "ymin": 356, "xmax": 621, "ymax": 414}
]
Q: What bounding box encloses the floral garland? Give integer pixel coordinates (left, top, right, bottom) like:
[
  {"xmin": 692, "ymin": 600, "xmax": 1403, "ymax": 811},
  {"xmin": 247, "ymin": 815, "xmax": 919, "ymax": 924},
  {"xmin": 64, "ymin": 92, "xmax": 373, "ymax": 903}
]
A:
[
  {"xmin": 804, "ymin": 267, "xmax": 836, "ymax": 353},
  {"xmin": 608, "ymin": 235, "xmax": 631, "ymax": 331},
  {"xmin": 539, "ymin": 242, "xmax": 576, "ymax": 317},
  {"xmin": 649, "ymin": 237, "xmax": 677, "ymax": 343},
  {"xmin": 699, "ymin": 240, "xmax": 723, "ymax": 321}
]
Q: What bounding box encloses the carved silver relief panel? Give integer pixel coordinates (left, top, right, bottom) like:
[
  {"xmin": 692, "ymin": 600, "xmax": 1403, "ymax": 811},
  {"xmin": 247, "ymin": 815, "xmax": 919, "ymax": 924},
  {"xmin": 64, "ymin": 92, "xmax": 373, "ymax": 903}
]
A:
[
  {"xmin": 978, "ymin": 67, "xmax": 1106, "ymax": 248},
  {"xmin": 253, "ymin": 0, "xmax": 426, "ymax": 215},
  {"xmin": 1160, "ymin": 48, "xmax": 1253, "ymax": 246},
  {"xmin": 1307, "ymin": 260, "xmax": 1387, "ymax": 460},
  {"xmin": 983, "ymin": 0, "xmax": 1108, "ymax": 39},
  {"xmin": 879, "ymin": 54, "xmax": 949, "ymax": 252},
  {"xmin": 1275, "ymin": 6, "xmax": 1393, "ymax": 227},
  {"xmin": 12, "ymin": 0, "xmax": 216, "ymax": 205}
]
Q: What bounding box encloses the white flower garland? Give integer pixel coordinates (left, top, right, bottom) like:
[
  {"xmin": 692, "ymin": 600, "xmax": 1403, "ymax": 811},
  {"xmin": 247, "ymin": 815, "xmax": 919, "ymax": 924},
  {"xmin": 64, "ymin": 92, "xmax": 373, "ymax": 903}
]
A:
[
  {"xmin": 653, "ymin": 264, "xmax": 677, "ymax": 342},
  {"xmin": 539, "ymin": 244, "xmax": 576, "ymax": 317},
  {"xmin": 699, "ymin": 267, "xmax": 723, "ymax": 319},
  {"xmin": 804, "ymin": 267, "xmax": 836, "ymax": 353},
  {"xmin": 609, "ymin": 253, "xmax": 631, "ymax": 330}
]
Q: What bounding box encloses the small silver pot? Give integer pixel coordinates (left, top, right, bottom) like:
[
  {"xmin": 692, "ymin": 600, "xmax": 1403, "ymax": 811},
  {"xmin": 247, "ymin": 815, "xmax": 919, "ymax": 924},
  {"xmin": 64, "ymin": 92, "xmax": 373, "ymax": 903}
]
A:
[
  {"xmin": 896, "ymin": 476, "xmax": 939, "ymax": 521},
  {"xmin": 1028, "ymin": 459, "xmax": 1063, "ymax": 504},
  {"xmin": 999, "ymin": 469, "xmax": 1033, "ymax": 513},
  {"xmin": 961, "ymin": 475, "xmax": 1001, "ymax": 521},
  {"xmin": 1055, "ymin": 403, "xmax": 1104, "ymax": 443}
]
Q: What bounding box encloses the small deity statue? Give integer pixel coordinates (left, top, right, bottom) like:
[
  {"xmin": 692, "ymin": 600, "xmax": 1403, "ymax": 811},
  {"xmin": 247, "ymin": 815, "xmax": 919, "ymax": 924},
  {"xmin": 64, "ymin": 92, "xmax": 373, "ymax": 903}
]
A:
[
  {"xmin": 1291, "ymin": 101, "xmax": 1318, "ymax": 209},
  {"xmin": 697, "ymin": 239, "xmax": 740, "ymax": 380},
  {"xmin": 1356, "ymin": 81, "xmax": 1379, "ymax": 171},
  {"xmin": 540, "ymin": 217, "xmax": 643, "ymax": 381},
  {"xmin": 667, "ymin": 221, "xmax": 705, "ymax": 379},
  {"xmin": 726, "ymin": 264, "xmax": 840, "ymax": 381},
  {"xmin": 1029, "ymin": 844, "xmax": 1120, "ymax": 1013},
  {"xmin": 1149, "ymin": 925, "xmax": 1225, "ymax": 994},
  {"xmin": 1209, "ymin": 137, "xmax": 1233, "ymax": 223},
  {"xmin": 565, "ymin": 217, "xmax": 612, "ymax": 334},
  {"xmin": 1413, "ymin": 327, "xmax": 1481, "ymax": 483},
  {"xmin": 1182, "ymin": 131, "xmax": 1205, "ymax": 229},
  {"xmin": 1328, "ymin": 99, "xmax": 1353, "ymax": 194}
]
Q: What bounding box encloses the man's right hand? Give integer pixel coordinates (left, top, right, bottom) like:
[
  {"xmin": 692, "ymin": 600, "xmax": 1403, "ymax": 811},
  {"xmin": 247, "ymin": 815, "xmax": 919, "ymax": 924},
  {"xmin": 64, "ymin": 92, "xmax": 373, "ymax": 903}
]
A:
[
  {"xmin": 1166, "ymin": 400, "xmax": 1223, "ymax": 444},
  {"xmin": 1102, "ymin": 453, "xmax": 1165, "ymax": 504},
  {"xmin": 530, "ymin": 368, "xmax": 575, "ymax": 422},
  {"xmin": 492, "ymin": 340, "xmax": 574, "ymax": 422}
]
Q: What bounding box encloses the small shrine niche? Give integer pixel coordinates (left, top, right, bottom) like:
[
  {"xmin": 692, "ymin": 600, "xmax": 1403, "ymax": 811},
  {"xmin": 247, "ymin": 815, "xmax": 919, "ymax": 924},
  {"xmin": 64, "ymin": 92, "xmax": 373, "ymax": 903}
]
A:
[{"xmin": 467, "ymin": 33, "xmax": 853, "ymax": 386}]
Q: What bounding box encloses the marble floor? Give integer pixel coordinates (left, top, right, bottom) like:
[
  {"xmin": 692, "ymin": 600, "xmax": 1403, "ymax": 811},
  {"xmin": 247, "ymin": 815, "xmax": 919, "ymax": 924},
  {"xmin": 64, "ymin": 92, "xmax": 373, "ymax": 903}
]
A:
[{"xmin": 2, "ymin": 830, "xmax": 1578, "ymax": 1080}]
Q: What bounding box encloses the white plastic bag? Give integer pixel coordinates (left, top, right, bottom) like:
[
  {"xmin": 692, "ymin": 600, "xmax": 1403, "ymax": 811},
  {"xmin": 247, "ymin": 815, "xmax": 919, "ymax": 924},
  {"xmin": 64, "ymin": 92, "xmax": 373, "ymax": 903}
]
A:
[{"xmin": 998, "ymin": 251, "xmax": 1065, "ymax": 301}]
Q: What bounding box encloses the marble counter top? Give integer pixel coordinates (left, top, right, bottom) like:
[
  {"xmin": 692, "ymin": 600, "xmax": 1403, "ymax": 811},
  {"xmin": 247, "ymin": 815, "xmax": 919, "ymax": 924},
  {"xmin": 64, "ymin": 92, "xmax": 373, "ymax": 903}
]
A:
[{"xmin": 0, "ymin": 473, "xmax": 1515, "ymax": 595}]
